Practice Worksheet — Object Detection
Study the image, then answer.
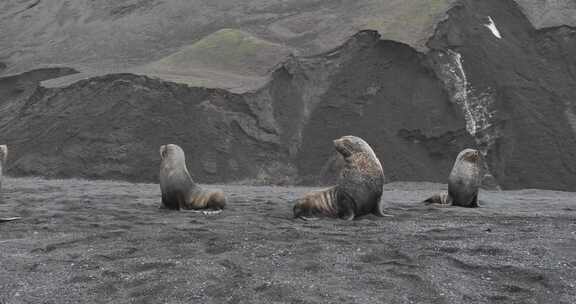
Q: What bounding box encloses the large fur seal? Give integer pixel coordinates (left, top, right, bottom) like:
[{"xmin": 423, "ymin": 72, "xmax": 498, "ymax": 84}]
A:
[
  {"xmin": 424, "ymin": 148, "xmax": 482, "ymax": 207},
  {"xmin": 159, "ymin": 144, "xmax": 226, "ymax": 212},
  {"xmin": 293, "ymin": 136, "xmax": 385, "ymax": 220}
]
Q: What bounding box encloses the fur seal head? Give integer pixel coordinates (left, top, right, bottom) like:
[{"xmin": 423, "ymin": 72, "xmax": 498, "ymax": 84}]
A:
[
  {"xmin": 457, "ymin": 148, "xmax": 480, "ymax": 164},
  {"xmin": 450, "ymin": 148, "xmax": 482, "ymax": 183},
  {"xmin": 159, "ymin": 144, "xmax": 195, "ymax": 183},
  {"xmin": 334, "ymin": 136, "xmax": 382, "ymax": 168},
  {"xmin": 160, "ymin": 144, "xmax": 186, "ymax": 168}
]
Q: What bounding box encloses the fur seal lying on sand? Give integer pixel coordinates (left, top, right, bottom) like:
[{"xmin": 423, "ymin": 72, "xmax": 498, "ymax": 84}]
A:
[
  {"xmin": 293, "ymin": 136, "xmax": 385, "ymax": 220},
  {"xmin": 424, "ymin": 148, "xmax": 481, "ymax": 207},
  {"xmin": 159, "ymin": 144, "xmax": 226, "ymax": 212}
]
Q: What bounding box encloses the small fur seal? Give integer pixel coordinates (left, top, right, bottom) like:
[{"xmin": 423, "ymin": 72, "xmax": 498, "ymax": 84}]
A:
[
  {"xmin": 0, "ymin": 145, "xmax": 19, "ymax": 223},
  {"xmin": 424, "ymin": 148, "xmax": 482, "ymax": 207},
  {"xmin": 293, "ymin": 136, "xmax": 385, "ymax": 220},
  {"xmin": 0, "ymin": 145, "xmax": 7, "ymax": 190},
  {"xmin": 159, "ymin": 144, "xmax": 226, "ymax": 212}
]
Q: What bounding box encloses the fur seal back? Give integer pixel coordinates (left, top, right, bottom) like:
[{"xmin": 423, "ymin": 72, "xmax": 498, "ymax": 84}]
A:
[
  {"xmin": 159, "ymin": 144, "xmax": 226, "ymax": 211},
  {"xmin": 293, "ymin": 136, "xmax": 385, "ymax": 220}
]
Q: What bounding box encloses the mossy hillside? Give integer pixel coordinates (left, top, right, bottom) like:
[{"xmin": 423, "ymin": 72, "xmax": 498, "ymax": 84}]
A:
[
  {"xmin": 151, "ymin": 28, "xmax": 289, "ymax": 76},
  {"xmin": 357, "ymin": 0, "xmax": 455, "ymax": 48}
]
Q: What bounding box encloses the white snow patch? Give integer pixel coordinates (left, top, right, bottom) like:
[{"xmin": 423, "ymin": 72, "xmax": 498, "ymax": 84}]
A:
[{"xmin": 484, "ymin": 16, "xmax": 502, "ymax": 39}]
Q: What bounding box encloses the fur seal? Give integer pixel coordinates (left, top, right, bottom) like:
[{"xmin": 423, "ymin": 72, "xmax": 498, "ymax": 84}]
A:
[
  {"xmin": 293, "ymin": 136, "xmax": 385, "ymax": 220},
  {"xmin": 424, "ymin": 148, "xmax": 482, "ymax": 207},
  {"xmin": 159, "ymin": 144, "xmax": 226, "ymax": 212},
  {"xmin": 0, "ymin": 145, "xmax": 7, "ymax": 190},
  {"xmin": 0, "ymin": 145, "xmax": 19, "ymax": 223}
]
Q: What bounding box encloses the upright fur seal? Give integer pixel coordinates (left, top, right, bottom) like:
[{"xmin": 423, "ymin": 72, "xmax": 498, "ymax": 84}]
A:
[
  {"xmin": 424, "ymin": 148, "xmax": 482, "ymax": 207},
  {"xmin": 0, "ymin": 145, "xmax": 7, "ymax": 190},
  {"xmin": 293, "ymin": 136, "xmax": 385, "ymax": 220},
  {"xmin": 159, "ymin": 144, "xmax": 226, "ymax": 211},
  {"xmin": 0, "ymin": 145, "xmax": 19, "ymax": 223}
]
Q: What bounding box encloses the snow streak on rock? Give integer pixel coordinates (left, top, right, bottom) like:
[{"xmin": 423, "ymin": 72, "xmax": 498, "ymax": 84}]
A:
[
  {"xmin": 434, "ymin": 50, "xmax": 495, "ymax": 137},
  {"xmin": 484, "ymin": 16, "xmax": 502, "ymax": 39}
]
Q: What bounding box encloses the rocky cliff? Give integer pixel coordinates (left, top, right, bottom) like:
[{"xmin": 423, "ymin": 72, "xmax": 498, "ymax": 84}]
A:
[{"xmin": 0, "ymin": 0, "xmax": 575, "ymax": 190}]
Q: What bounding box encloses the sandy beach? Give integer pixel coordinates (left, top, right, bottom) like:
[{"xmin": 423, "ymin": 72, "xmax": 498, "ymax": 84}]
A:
[{"xmin": 0, "ymin": 177, "xmax": 574, "ymax": 303}]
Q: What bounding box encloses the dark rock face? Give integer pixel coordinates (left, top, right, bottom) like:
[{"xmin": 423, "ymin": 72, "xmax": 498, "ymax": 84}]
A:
[
  {"xmin": 298, "ymin": 33, "xmax": 475, "ymax": 184},
  {"xmin": 0, "ymin": 73, "xmax": 298, "ymax": 184},
  {"xmin": 428, "ymin": 0, "xmax": 576, "ymax": 190},
  {"xmin": 0, "ymin": 0, "xmax": 575, "ymax": 190}
]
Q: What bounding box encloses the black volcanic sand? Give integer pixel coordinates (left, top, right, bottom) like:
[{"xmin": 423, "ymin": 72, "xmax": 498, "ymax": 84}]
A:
[{"xmin": 0, "ymin": 177, "xmax": 575, "ymax": 303}]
